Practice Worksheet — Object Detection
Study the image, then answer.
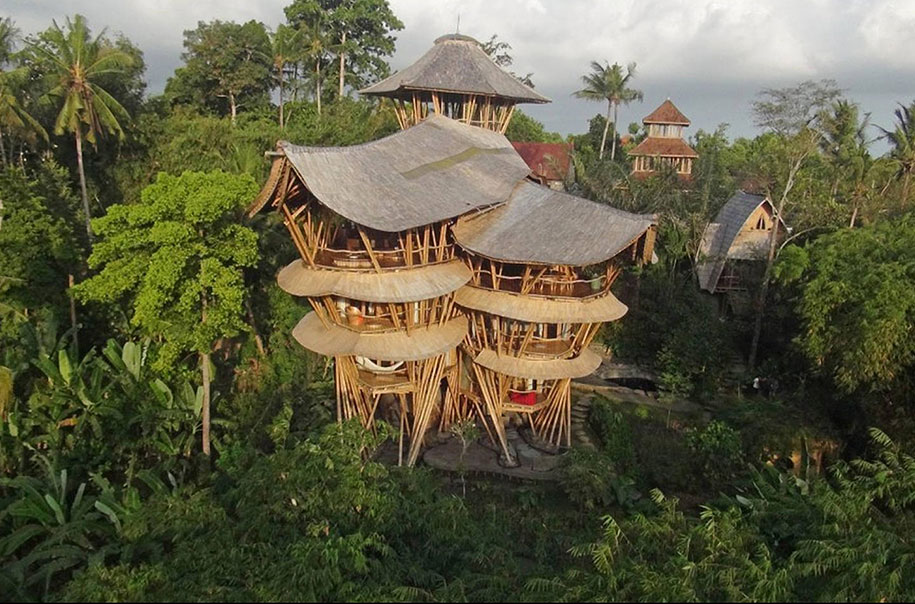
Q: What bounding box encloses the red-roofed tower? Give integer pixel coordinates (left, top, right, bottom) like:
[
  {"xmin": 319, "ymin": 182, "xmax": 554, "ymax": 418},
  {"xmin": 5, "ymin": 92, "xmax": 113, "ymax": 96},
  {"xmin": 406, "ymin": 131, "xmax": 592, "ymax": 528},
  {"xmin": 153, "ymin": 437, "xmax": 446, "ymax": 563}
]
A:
[{"xmin": 629, "ymin": 99, "xmax": 698, "ymax": 179}]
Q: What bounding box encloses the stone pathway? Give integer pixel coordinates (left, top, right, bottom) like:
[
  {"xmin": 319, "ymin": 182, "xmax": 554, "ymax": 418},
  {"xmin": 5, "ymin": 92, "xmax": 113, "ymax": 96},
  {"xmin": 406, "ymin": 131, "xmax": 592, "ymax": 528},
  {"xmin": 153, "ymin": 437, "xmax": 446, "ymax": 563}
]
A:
[{"xmin": 570, "ymin": 394, "xmax": 597, "ymax": 450}]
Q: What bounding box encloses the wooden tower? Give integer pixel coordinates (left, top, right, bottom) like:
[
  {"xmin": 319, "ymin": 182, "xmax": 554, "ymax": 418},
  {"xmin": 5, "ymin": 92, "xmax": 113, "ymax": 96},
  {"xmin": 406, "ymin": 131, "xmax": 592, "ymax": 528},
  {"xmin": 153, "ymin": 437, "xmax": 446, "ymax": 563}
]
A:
[
  {"xmin": 359, "ymin": 34, "xmax": 550, "ymax": 132},
  {"xmin": 629, "ymin": 99, "xmax": 698, "ymax": 179},
  {"xmin": 248, "ymin": 116, "xmax": 531, "ymax": 466},
  {"xmin": 448, "ymin": 183, "xmax": 656, "ymax": 463}
]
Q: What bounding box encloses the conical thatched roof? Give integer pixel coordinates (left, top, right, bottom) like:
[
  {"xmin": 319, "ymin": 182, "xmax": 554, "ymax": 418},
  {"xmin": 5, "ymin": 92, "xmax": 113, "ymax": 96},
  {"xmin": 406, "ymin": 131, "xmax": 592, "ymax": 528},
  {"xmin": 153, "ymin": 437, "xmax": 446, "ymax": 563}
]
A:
[{"xmin": 360, "ymin": 34, "xmax": 550, "ymax": 104}]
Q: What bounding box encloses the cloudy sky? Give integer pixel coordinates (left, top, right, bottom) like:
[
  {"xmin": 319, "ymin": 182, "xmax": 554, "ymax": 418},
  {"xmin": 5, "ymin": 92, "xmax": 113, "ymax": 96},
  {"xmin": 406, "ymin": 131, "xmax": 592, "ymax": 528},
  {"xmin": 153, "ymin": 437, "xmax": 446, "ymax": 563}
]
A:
[{"xmin": 7, "ymin": 0, "xmax": 915, "ymax": 145}]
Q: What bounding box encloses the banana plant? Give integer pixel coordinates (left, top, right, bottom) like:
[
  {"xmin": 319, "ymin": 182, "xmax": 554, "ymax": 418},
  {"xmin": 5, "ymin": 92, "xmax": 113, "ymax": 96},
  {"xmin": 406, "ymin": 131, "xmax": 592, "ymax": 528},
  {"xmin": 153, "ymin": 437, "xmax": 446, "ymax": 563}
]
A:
[{"xmin": 0, "ymin": 457, "xmax": 123, "ymax": 599}]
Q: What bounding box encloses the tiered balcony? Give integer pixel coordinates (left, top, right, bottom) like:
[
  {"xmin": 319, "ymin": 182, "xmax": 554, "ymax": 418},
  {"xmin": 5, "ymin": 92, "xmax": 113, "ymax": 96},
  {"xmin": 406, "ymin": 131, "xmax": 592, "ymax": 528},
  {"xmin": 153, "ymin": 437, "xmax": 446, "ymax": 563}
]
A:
[{"xmin": 474, "ymin": 268, "xmax": 608, "ymax": 299}]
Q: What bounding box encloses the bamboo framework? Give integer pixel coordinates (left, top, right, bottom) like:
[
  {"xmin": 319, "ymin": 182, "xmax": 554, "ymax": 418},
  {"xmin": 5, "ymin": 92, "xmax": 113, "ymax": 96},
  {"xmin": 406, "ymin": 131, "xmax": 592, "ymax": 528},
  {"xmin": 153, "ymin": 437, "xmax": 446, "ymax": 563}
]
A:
[
  {"xmin": 390, "ymin": 92, "xmax": 517, "ymax": 133},
  {"xmin": 250, "ymin": 99, "xmax": 659, "ymax": 470},
  {"xmin": 442, "ymin": 252, "xmax": 627, "ymax": 453},
  {"xmin": 334, "ymin": 351, "xmax": 457, "ymax": 466}
]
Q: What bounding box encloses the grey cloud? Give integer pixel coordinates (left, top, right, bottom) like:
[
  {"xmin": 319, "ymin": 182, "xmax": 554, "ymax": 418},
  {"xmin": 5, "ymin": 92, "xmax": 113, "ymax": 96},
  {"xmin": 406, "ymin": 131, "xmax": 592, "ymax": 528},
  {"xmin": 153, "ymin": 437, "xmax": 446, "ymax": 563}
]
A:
[{"xmin": 4, "ymin": 0, "xmax": 913, "ymax": 147}]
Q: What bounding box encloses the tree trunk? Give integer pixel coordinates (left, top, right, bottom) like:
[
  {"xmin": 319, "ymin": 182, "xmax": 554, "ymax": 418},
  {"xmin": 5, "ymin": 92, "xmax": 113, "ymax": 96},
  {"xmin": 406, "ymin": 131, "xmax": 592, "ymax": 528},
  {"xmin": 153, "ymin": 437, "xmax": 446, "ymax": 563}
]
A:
[
  {"xmin": 599, "ymin": 102, "xmax": 612, "ymax": 160},
  {"xmin": 338, "ymin": 31, "xmax": 346, "ymax": 99},
  {"xmin": 610, "ymin": 101, "xmax": 619, "ymax": 161},
  {"xmin": 229, "ymin": 92, "xmax": 238, "ymax": 126},
  {"xmin": 903, "ymin": 170, "xmax": 911, "ymax": 207},
  {"xmin": 0, "ymin": 127, "xmax": 6, "ymax": 168},
  {"xmin": 278, "ymin": 68, "xmax": 285, "ymax": 129},
  {"xmin": 849, "ymin": 203, "xmax": 859, "ymax": 228},
  {"xmin": 68, "ymin": 274, "xmax": 79, "ymax": 354},
  {"xmin": 748, "ymin": 158, "xmax": 803, "ymax": 370},
  {"xmin": 200, "ymin": 350, "xmax": 211, "ymax": 456},
  {"xmin": 245, "ymin": 296, "xmax": 266, "ymax": 356},
  {"xmin": 74, "ymin": 128, "xmax": 93, "ymax": 242},
  {"xmin": 316, "ymin": 60, "xmax": 322, "ymax": 116}
]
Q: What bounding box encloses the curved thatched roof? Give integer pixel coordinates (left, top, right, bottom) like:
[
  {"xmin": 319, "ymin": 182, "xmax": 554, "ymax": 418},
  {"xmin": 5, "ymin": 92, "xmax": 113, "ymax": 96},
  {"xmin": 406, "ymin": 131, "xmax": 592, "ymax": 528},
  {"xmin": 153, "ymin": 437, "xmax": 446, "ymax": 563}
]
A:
[
  {"xmin": 278, "ymin": 259, "xmax": 472, "ymax": 303},
  {"xmin": 360, "ymin": 34, "xmax": 550, "ymax": 104},
  {"xmin": 697, "ymin": 191, "xmax": 785, "ymax": 292},
  {"xmin": 453, "ymin": 180, "xmax": 656, "ymax": 266},
  {"xmin": 276, "ymin": 115, "xmax": 531, "ymax": 232},
  {"xmin": 292, "ymin": 312, "xmax": 468, "ymax": 361},
  {"xmin": 474, "ymin": 348, "xmax": 602, "ymax": 380},
  {"xmin": 454, "ymin": 286, "xmax": 627, "ymax": 323}
]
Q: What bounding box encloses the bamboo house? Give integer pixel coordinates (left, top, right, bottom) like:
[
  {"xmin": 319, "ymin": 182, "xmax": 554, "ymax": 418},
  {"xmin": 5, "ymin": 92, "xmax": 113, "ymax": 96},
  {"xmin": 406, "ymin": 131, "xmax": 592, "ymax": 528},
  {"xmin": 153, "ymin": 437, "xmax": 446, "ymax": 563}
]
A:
[{"xmin": 249, "ymin": 34, "xmax": 657, "ymax": 467}]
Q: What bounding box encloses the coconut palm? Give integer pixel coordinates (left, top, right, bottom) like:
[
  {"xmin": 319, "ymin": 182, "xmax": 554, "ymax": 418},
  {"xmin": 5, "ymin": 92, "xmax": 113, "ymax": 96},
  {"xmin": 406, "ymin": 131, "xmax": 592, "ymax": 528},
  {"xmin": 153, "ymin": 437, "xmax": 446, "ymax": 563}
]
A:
[
  {"xmin": 271, "ymin": 24, "xmax": 300, "ymax": 129},
  {"xmin": 28, "ymin": 15, "xmax": 133, "ymax": 241},
  {"xmin": 0, "ymin": 69, "xmax": 48, "ymax": 166},
  {"xmin": 575, "ymin": 61, "xmax": 643, "ymax": 161},
  {"xmin": 298, "ymin": 15, "xmax": 330, "ymax": 116},
  {"xmin": 818, "ymin": 100, "xmax": 871, "ymax": 201},
  {"xmin": 879, "ymin": 101, "xmax": 915, "ymax": 206}
]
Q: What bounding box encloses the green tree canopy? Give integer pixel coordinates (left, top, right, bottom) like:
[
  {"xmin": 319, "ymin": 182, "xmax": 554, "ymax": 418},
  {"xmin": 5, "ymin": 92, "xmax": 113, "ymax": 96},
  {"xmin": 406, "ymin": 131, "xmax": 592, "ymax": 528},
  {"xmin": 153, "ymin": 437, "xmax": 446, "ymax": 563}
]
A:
[
  {"xmin": 783, "ymin": 216, "xmax": 915, "ymax": 394},
  {"xmin": 284, "ymin": 0, "xmax": 403, "ymax": 98},
  {"xmin": 166, "ymin": 20, "xmax": 273, "ymax": 124},
  {"xmin": 74, "ymin": 171, "xmax": 260, "ymax": 454}
]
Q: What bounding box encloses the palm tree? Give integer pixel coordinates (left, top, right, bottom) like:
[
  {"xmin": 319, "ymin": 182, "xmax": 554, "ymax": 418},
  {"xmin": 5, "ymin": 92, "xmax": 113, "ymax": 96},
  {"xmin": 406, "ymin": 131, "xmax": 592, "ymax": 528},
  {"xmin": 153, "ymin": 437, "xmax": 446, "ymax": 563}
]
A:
[
  {"xmin": 298, "ymin": 16, "xmax": 329, "ymax": 116},
  {"xmin": 29, "ymin": 15, "xmax": 133, "ymax": 241},
  {"xmin": 0, "ymin": 18, "xmax": 46, "ymax": 166},
  {"xmin": 879, "ymin": 101, "xmax": 915, "ymax": 206},
  {"xmin": 818, "ymin": 100, "xmax": 871, "ymax": 202},
  {"xmin": 271, "ymin": 24, "xmax": 300, "ymax": 129},
  {"xmin": 575, "ymin": 61, "xmax": 643, "ymax": 161},
  {"xmin": 0, "ymin": 69, "xmax": 48, "ymax": 166}
]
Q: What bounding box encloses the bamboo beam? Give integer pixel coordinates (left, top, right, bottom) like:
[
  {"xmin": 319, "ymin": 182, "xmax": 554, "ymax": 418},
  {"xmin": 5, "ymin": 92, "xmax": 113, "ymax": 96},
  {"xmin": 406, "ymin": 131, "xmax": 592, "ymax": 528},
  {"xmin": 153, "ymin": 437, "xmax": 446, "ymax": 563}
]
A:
[{"xmin": 357, "ymin": 228, "xmax": 383, "ymax": 273}]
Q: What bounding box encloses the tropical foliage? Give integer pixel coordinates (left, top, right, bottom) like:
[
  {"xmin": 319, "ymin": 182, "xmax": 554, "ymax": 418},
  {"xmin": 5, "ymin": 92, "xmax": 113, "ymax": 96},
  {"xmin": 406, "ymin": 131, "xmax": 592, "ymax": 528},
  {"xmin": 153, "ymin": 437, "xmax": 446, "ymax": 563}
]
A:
[{"xmin": 1, "ymin": 4, "xmax": 915, "ymax": 602}]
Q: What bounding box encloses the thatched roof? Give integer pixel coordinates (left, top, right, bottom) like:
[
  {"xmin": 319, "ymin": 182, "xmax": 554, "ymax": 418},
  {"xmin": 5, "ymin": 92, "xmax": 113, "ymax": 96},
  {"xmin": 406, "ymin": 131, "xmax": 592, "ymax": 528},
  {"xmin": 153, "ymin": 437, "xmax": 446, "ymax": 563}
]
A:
[
  {"xmin": 455, "ymin": 286, "xmax": 627, "ymax": 323},
  {"xmin": 697, "ymin": 191, "xmax": 785, "ymax": 292},
  {"xmin": 278, "ymin": 259, "xmax": 471, "ymax": 303},
  {"xmin": 629, "ymin": 137, "xmax": 698, "ymax": 158},
  {"xmin": 272, "ymin": 115, "xmax": 531, "ymax": 232},
  {"xmin": 474, "ymin": 348, "xmax": 602, "ymax": 380},
  {"xmin": 292, "ymin": 312, "xmax": 468, "ymax": 361},
  {"xmin": 453, "ymin": 180, "xmax": 656, "ymax": 266},
  {"xmin": 360, "ymin": 34, "xmax": 550, "ymax": 104},
  {"xmin": 643, "ymin": 99, "xmax": 690, "ymax": 125}
]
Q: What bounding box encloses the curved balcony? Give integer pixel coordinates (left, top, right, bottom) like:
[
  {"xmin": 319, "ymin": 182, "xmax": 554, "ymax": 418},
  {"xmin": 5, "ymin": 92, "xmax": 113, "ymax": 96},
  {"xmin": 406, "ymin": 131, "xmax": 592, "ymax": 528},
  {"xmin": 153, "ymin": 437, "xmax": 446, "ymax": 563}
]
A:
[
  {"xmin": 473, "ymin": 347, "xmax": 602, "ymax": 380},
  {"xmin": 455, "ymin": 285, "xmax": 627, "ymax": 324},
  {"xmin": 292, "ymin": 312, "xmax": 468, "ymax": 362},
  {"xmin": 473, "ymin": 268, "xmax": 609, "ymax": 299},
  {"xmin": 278, "ymin": 259, "xmax": 471, "ymax": 303},
  {"xmin": 309, "ymin": 226, "xmax": 456, "ymax": 272}
]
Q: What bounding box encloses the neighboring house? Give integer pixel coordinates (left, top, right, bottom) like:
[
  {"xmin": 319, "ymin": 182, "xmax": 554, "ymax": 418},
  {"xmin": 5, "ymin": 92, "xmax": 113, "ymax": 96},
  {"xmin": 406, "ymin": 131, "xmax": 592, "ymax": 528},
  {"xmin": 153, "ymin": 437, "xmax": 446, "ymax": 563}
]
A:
[
  {"xmin": 697, "ymin": 191, "xmax": 788, "ymax": 295},
  {"xmin": 511, "ymin": 142, "xmax": 574, "ymax": 190},
  {"xmin": 629, "ymin": 99, "xmax": 698, "ymax": 180}
]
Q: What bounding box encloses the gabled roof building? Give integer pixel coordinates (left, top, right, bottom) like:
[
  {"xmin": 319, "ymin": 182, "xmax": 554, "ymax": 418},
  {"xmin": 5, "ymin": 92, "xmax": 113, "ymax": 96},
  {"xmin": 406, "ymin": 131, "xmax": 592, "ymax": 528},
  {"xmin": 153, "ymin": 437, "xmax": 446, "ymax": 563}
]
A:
[{"xmin": 697, "ymin": 191, "xmax": 787, "ymax": 294}]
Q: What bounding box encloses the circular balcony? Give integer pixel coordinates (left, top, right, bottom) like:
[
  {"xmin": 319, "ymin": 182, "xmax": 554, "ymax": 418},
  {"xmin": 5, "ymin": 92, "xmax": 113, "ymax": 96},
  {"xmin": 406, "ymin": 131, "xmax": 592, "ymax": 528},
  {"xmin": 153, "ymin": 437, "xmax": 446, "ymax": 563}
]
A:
[
  {"xmin": 454, "ymin": 285, "xmax": 627, "ymax": 324},
  {"xmin": 278, "ymin": 259, "xmax": 471, "ymax": 304},
  {"xmin": 292, "ymin": 312, "xmax": 468, "ymax": 362}
]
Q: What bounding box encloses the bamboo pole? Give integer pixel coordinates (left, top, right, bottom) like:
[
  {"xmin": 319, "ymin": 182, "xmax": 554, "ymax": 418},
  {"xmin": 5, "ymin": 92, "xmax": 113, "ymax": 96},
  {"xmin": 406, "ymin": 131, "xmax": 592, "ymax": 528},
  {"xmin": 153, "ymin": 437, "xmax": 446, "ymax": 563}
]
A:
[{"xmin": 357, "ymin": 228, "xmax": 383, "ymax": 272}]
